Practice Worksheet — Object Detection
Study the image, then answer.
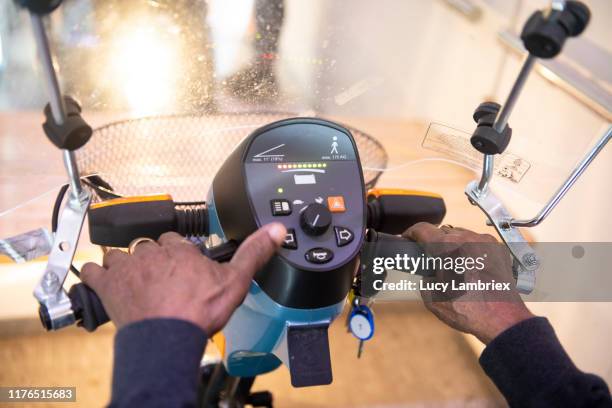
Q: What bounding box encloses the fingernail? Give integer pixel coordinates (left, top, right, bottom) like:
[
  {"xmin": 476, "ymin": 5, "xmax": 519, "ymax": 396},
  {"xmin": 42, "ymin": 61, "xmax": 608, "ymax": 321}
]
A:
[{"xmin": 266, "ymin": 223, "xmax": 287, "ymax": 245}]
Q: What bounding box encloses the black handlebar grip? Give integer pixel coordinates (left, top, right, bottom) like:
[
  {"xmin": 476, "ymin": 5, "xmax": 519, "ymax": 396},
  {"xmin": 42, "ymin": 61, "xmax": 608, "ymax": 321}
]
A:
[
  {"xmin": 361, "ymin": 230, "xmax": 470, "ymax": 301},
  {"xmin": 367, "ymin": 190, "xmax": 446, "ymax": 235},
  {"xmin": 88, "ymin": 197, "xmax": 209, "ymax": 248},
  {"xmin": 357, "ymin": 230, "xmax": 435, "ymax": 298},
  {"xmin": 362, "ymin": 230, "xmax": 435, "ymax": 278},
  {"xmin": 67, "ymin": 240, "xmax": 238, "ymax": 332}
]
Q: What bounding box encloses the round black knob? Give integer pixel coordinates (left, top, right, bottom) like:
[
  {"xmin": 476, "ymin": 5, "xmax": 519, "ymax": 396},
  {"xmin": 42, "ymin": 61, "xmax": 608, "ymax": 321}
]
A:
[{"xmin": 300, "ymin": 203, "xmax": 332, "ymax": 236}]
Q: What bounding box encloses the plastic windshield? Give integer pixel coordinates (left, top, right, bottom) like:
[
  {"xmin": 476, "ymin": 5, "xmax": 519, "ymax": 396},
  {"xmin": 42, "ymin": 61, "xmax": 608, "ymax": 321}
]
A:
[{"xmin": 1, "ymin": 0, "xmax": 610, "ymax": 245}]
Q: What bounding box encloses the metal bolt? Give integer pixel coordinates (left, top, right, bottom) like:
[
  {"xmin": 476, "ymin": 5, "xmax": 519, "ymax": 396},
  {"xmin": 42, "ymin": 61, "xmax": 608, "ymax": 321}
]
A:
[
  {"xmin": 42, "ymin": 271, "xmax": 60, "ymax": 293},
  {"xmin": 522, "ymin": 253, "xmax": 539, "ymax": 268}
]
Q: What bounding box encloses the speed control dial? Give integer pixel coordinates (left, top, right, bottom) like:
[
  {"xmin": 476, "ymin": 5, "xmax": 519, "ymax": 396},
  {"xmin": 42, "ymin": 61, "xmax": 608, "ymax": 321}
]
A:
[{"xmin": 300, "ymin": 203, "xmax": 332, "ymax": 236}]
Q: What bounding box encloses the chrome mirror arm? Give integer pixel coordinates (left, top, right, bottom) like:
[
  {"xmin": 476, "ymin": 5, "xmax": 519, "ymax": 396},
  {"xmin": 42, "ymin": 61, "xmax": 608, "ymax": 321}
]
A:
[
  {"xmin": 27, "ymin": 11, "xmax": 92, "ymax": 330},
  {"xmin": 465, "ymin": 1, "xmax": 601, "ymax": 294},
  {"xmin": 509, "ymin": 126, "xmax": 611, "ymax": 228}
]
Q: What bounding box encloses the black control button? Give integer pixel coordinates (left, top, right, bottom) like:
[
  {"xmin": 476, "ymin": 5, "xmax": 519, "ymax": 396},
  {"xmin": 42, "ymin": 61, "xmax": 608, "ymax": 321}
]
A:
[
  {"xmin": 283, "ymin": 228, "xmax": 298, "ymax": 250},
  {"xmin": 300, "ymin": 203, "xmax": 332, "ymax": 236},
  {"xmin": 334, "ymin": 226, "xmax": 354, "ymax": 247},
  {"xmin": 305, "ymin": 247, "xmax": 334, "ymax": 264},
  {"xmin": 271, "ymin": 199, "xmax": 291, "ymax": 216}
]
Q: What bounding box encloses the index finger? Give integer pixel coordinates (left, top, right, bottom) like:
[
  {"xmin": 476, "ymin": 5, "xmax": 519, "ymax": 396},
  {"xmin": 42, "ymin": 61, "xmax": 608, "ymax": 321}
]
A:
[
  {"xmin": 157, "ymin": 231, "xmax": 187, "ymax": 246},
  {"xmin": 103, "ymin": 249, "xmax": 129, "ymax": 268},
  {"xmin": 81, "ymin": 262, "xmax": 106, "ymax": 290},
  {"xmin": 229, "ymin": 223, "xmax": 286, "ymax": 291},
  {"xmin": 403, "ymin": 222, "xmax": 446, "ymax": 243}
]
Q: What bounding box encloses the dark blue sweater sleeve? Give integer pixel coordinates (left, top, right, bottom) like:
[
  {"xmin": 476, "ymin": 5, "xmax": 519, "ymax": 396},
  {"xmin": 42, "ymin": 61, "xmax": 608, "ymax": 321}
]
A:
[
  {"xmin": 108, "ymin": 319, "xmax": 207, "ymax": 408},
  {"xmin": 480, "ymin": 316, "xmax": 612, "ymax": 408}
]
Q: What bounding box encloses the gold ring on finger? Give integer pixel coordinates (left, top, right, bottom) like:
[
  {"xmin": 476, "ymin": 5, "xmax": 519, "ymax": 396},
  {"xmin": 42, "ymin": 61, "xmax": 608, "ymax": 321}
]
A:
[{"xmin": 128, "ymin": 237, "xmax": 155, "ymax": 255}]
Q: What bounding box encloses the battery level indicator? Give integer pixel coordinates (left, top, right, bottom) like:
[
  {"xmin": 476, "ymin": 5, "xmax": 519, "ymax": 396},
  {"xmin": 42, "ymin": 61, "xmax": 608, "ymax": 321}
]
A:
[{"xmin": 277, "ymin": 162, "xmax": 327, "ymax": 169}]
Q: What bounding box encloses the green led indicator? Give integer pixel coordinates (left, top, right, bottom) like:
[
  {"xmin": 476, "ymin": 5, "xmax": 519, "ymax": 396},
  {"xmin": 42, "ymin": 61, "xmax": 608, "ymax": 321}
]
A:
[{"xmin": 277, "ymin": 187, "xmax": 284, "ymax": 194}]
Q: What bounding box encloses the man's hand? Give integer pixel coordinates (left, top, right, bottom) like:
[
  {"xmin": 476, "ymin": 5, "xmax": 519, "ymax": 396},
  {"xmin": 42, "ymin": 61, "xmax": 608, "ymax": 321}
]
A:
[
  {"xmin": 81, "ymin": 223, "xmax": 287, "ymax": 335},
  {"xmin": 404, "ymin": 223, "xmax": 534, "ymax": 345}
]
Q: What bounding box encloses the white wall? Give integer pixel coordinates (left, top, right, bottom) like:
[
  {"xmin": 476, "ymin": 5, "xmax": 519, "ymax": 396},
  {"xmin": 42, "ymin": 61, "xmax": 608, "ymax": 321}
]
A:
[{"xmin": 307, "ymin": 0, "xmax": 612, "ymax": 383}]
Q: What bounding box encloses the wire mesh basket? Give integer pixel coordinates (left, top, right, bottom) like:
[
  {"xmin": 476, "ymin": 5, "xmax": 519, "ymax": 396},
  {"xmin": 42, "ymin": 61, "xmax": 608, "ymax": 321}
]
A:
[{"xmin": 76, "ymin": 113, "xmax": 388, "ymax": 201}]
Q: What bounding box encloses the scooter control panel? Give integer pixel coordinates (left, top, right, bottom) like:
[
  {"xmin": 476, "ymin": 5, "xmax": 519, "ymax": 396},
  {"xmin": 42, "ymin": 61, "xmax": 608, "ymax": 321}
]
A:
[{"xmin": 244, "ymin": 119, "xmax": 366, "ymax": 271}]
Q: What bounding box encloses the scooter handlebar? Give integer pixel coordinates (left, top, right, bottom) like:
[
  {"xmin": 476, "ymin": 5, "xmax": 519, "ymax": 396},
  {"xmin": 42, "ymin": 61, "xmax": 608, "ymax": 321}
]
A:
[
  {"xmin": 356, "ymin": 229, "xmax": 435, "ymax": 298},
  {"xmin": 49, "ymin": 241, "xmax": 239, "ymax": 332},
  {"xmin": 366, "ymin": 189, "xmax": 446, "ymax": 235}
]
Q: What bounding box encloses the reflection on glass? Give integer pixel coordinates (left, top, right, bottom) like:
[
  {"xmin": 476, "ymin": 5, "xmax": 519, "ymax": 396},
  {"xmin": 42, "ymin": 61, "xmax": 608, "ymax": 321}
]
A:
[{"xmin": 109, "ymin": 26, "xmax": 180, "ymax": 115}]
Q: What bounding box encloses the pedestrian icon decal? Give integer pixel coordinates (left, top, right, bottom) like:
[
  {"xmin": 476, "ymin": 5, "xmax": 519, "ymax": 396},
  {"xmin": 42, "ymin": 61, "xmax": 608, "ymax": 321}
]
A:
[{"xmin": 331, "ymin": 136, "xmax": 339, "ymax": 155}]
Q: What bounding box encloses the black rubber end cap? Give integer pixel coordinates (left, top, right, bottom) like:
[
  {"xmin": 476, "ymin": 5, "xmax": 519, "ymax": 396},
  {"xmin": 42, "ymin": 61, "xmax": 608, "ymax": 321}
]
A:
[
  {"xmin": 38, "ymin": 304, "xmax": 52, "ymax": 331},
  {"xmin": 16, "ymin": 0, "xmax": 62, "ymax": 15},
  {"xmin": 42, "ymin": 96, "xmax": 93, "ymax": 151},
  {"xmin": 471, "ymin": 126, "xmax": 512, "ymax": 155},
  {"xmin": 564, "ymin": 1, "xmax": 591, "ymax": 37},
  {"xmin": 521, "ymin": 11, "xmax": 564, "ymax": 58}
]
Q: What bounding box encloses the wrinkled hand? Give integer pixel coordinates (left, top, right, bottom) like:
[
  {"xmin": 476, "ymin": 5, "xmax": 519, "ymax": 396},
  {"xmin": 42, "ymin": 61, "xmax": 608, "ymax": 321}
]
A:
[
  {"xmin": 81, "ymin": 223, "xmax": 286, "ymax": 335},
  {"xmin": 404, "ymin": 223, "xmax": 534, "ymax": 344}
]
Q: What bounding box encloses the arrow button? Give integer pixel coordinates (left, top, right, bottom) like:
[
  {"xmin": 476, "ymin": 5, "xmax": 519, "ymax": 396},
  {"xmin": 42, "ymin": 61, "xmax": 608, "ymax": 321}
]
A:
[
  {"xmin": 334, "ymin": 226, "xmax": 354, "ymax": 247},
  {"xmin": 282, "ymin": 228, "xmax": 298, "ymax": 250}
]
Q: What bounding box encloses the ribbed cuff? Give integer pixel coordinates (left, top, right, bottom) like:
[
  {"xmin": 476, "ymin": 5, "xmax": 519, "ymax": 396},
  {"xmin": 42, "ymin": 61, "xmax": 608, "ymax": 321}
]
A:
[
  {"xmin": 479, "ymin": 317, "xmax": 576, "ymax": 406},
  {"xmin": 110, "ymin": 318, "xmax": 207, "ymax": 408}
]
